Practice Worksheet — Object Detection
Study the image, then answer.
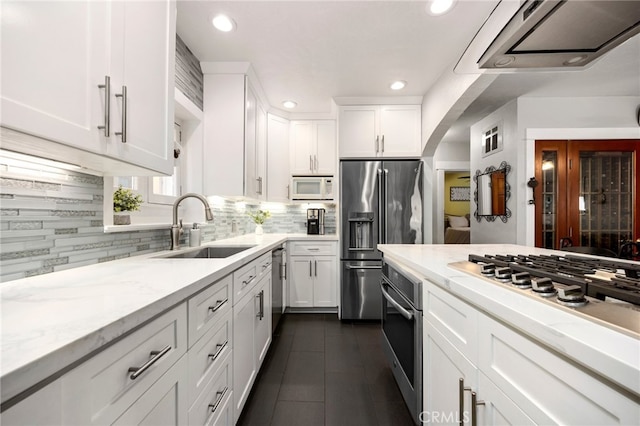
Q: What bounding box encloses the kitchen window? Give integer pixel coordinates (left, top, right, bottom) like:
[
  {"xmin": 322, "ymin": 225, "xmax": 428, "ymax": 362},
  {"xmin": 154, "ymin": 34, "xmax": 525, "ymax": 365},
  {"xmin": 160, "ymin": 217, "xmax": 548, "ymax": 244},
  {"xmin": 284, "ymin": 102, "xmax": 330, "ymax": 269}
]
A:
[{"xmin": 106, "ymin": 122, "xmax": 183, "ymax": 228}]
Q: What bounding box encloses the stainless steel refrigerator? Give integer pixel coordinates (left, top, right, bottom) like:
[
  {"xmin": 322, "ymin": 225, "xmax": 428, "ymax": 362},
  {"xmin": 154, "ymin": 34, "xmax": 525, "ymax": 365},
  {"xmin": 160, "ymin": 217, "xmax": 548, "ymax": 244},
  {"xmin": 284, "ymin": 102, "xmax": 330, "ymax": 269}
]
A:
[{"xmin": 340, "ymin": 159, "xmax": 423, "ymax": 320}]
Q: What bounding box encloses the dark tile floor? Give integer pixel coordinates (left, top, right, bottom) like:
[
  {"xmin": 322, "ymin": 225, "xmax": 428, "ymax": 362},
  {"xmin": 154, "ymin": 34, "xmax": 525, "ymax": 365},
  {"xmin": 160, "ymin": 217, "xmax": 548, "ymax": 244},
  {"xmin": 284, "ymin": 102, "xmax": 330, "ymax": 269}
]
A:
[{"xmin": 237, "ymin": 313, "xmax": 414, "ymax": 426}]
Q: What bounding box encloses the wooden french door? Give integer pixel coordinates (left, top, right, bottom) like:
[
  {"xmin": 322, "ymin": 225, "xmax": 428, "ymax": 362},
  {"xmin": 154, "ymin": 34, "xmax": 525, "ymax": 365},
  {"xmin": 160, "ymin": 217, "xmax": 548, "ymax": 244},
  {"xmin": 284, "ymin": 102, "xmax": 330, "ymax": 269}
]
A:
[{"xmin": 534, "ymin": 140, "xmax": 640, "ymax": 253}]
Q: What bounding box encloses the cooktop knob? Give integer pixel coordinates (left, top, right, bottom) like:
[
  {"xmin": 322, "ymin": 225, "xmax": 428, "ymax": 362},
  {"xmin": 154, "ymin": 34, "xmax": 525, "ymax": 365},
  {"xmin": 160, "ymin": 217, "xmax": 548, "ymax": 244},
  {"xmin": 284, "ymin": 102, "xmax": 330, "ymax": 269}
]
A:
[
  {"xmin": 480, "ymin": 263, "xmax": 496, "ymax": 276},
  {"xmin": 557, "ymin": 285, "xmax": 588, "ymax": 307},
  {"xmin": 531, "ymin": 277, "xmax": 557, "ymax": 297},
  {"xmin": 511, "ymin": 272, "xmax": 532, "ymax": 288},
  {"xmin": 494, "ymin": 266, "xmax": 512, "ymax": 282}
]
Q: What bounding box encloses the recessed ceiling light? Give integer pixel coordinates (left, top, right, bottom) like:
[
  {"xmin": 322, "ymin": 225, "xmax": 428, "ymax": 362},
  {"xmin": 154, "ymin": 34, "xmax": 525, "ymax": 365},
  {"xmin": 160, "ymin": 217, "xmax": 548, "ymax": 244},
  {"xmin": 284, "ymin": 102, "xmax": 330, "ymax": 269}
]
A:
[
  {"xmin": 212, "ymin": 14, "xmax": 235, "ymax": 32},
  {"xmin": 390, "ymin": 81, "xmax": 406, "ymax": 90},
  {"xmin": 282, "ymin": 100, "xmax": 297, "ymax": 109},
  {"xmin": 428, "ymin": 0, "xmax": 456, "ymax": 16}
]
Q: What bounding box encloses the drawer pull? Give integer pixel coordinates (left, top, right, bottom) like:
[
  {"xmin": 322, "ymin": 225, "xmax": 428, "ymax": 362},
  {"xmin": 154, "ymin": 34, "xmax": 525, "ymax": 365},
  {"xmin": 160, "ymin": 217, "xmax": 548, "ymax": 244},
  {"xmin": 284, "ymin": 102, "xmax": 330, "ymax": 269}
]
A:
[
  {"xmin": 307, "ymin": 248, "xmax": 320, "ymax": 251},
  {"xmin": 208, "ymin": 386, "xmax": 229, "ymax": 414},
  {"xmin": 128, "ymin": 345, "xmax": 171, "ymax": 380},
  {"xmin": 243, "ymin": 275, "xmax": 256, "ymax": 286},
  {"xmin": 208, "ymin": 298, "xmax": 228, "ymax": 313},
  {"xmin": 208, "ymin": 340, "xmax": 229, "ymax": 362}
]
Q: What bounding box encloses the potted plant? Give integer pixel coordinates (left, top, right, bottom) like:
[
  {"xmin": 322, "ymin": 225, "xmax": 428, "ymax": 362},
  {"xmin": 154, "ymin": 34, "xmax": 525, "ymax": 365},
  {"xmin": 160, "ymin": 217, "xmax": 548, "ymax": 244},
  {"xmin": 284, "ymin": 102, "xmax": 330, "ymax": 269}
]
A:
[
  {"xmin": 247, "ymin": 209, "xmax": 271, "ymax": 235},
  {"xmin": 113, "ymin": 186, "xmax": 143, "ymax": 225}
]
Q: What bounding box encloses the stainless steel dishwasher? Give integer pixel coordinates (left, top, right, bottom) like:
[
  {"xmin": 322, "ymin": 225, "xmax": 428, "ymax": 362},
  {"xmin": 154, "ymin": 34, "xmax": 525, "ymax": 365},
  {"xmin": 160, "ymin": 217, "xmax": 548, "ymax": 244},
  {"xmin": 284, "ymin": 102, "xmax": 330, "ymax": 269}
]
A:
[{"xmin": 271, "ymin": 245, "xmax": 286, "ymax": 333}]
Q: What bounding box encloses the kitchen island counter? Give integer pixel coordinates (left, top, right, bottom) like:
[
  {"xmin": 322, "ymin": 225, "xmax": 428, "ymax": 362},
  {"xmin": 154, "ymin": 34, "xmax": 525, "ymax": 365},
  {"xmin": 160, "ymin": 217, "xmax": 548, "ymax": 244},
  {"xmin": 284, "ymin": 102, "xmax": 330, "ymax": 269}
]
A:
[
  {"xmin": 0, "ymin": 233, "xmax": 337, "ymax": 407},
  {"xmin": 378, "ymin": 243, "xmax": 640, "ymax": 400}
]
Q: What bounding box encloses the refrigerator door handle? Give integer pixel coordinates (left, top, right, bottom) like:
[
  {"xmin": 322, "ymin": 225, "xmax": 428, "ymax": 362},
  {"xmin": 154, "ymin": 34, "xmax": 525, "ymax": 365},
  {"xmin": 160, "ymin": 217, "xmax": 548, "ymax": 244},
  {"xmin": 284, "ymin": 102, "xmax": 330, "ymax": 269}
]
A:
[
  {"xmin": 377, "ymin": 169, "xmax": 384, "ymax": 244},
  {"xmin": 384, "ymin": 168, "xmax": 389, "ymax": 244}
]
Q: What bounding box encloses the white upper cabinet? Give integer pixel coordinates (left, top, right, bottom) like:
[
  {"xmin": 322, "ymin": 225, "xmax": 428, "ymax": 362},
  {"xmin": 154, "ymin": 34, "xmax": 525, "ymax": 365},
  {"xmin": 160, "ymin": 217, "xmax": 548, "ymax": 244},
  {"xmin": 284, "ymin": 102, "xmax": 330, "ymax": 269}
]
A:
[
  {"xmin": 290, "ymin": 120, "xmax": 336, "ymax": 175},
  {"xmin": 267, "ymin": 114, "xmax": 291, "ymax": 202},
  {"xmin": 203, "ymin": 73, "xmax": 267, "ymax": 200},
  {"xmin": 1, "ymin": 1, "xmax": 109, "ymax": 155},
  {"xmin": 0, "ymin": 0, "xmax": 176, "ymax": 176},
  {"xmin": 339, "ymin": 105, "xmax": 421, "ymax": 158},
  {"xmin": 104, "ymin": 0, "xmax": 176, "ymax": 175}
]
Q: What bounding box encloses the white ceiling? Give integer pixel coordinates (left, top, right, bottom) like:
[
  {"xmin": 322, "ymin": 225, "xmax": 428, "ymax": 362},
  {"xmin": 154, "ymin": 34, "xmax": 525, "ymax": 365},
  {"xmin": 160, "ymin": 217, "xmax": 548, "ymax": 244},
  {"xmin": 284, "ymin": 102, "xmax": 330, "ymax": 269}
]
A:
[{"xmin": 176, "ymin": 0, "xmax": 640, "ymax": 145}]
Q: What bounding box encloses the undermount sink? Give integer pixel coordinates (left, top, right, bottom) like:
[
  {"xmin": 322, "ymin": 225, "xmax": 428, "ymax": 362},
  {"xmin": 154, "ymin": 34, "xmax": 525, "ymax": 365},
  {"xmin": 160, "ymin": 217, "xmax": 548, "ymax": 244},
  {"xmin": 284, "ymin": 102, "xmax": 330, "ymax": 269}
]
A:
[{"xmin": 160, "ymin": 245, "xmax": 255, "ymax": 259}]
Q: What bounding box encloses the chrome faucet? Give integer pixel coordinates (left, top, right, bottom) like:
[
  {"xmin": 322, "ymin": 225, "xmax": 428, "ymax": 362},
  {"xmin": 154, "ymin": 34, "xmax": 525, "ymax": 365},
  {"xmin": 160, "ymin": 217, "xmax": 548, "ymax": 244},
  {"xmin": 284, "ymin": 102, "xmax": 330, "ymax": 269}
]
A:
[{"xmin": 171, "ymin": 193, "xmax": 214, "ymax": 250}]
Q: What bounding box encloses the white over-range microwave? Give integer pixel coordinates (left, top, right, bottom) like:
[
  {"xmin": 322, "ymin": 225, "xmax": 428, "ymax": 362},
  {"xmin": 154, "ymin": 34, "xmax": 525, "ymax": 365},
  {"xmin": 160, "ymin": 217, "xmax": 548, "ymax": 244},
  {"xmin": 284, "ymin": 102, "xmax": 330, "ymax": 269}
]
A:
[{"xmin": 291, "ymin": 176, "xmax": 334, "ymax": 200}]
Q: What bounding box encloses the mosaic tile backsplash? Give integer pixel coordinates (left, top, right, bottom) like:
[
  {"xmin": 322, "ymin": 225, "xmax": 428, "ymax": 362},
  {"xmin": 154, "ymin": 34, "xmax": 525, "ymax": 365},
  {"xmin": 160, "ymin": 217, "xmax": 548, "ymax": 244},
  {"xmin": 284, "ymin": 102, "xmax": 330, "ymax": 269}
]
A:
[{"xmin": 0, "ymin": 159, "xmax": 336, "ymax": 283}]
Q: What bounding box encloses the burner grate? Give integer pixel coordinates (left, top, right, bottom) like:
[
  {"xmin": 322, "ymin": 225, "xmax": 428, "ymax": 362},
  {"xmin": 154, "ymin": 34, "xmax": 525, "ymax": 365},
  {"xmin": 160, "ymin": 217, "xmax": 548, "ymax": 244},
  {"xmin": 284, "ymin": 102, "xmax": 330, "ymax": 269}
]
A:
[{"xmin": 468, "ymin": 253, "xmax": 640, "ymax": 306}]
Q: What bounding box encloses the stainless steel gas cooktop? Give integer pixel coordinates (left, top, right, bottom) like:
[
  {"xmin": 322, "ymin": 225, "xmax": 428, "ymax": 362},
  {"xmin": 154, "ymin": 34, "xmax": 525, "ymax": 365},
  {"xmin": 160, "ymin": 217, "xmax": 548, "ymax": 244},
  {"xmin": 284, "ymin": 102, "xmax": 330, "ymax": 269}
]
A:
[{"xmin": 449, "ymin": 253, "xmax": 640, "ymax": 337}]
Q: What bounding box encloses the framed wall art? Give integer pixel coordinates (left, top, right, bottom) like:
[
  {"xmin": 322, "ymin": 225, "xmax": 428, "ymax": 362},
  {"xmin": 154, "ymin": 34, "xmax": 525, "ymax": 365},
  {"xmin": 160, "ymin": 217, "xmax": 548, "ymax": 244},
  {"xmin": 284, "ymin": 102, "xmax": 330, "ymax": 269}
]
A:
[{"xmin": 450, "ymin": 186, "xmax": 470, "ymax": 202}]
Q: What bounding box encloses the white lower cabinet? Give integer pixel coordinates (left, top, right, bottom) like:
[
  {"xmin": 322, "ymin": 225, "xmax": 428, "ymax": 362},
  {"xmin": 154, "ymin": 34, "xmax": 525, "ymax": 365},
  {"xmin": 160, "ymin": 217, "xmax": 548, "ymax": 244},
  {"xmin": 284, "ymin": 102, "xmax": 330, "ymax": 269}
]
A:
[
  {"xmin": 1, "ymin": 378, "xmax": 63, "ymax": 426},
  {"xmin": 423, "ymin": 280, "xmax": 640, "ymax": 426},
  {"xmin": 188, "ymin": 351, "xmax": 232, "ymax": 426},
  {"xmin": 113, "ymin": 356, "xmax": 188, "ymax": 426},
  {"xmin": 288, "ymin": 241, "xmax": 337, "ymax": 308},
  {"xmin": 232, "ymin": 256, "xmax": 272, "ymax": 423},
  {"xmin": 1, "ymin": 250, "xmax": 280, "ymax": 426}
]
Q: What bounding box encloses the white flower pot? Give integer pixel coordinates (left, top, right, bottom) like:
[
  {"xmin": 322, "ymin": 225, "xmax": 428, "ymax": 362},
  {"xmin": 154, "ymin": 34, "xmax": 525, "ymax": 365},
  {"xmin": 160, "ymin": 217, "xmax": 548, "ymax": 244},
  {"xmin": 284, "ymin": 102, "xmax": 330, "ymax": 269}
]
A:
[{"xmin": 255, "ymin": 224, "xmax": 263, "ymax": 235}]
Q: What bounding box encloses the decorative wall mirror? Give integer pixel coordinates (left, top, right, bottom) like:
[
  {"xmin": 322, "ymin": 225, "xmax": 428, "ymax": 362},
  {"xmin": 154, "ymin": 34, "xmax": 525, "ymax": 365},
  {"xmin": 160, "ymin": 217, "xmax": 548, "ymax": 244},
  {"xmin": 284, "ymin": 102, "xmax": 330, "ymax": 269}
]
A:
[{"xmin": 473, "ymin": 161, "xmax": 511, "ymax": 222}]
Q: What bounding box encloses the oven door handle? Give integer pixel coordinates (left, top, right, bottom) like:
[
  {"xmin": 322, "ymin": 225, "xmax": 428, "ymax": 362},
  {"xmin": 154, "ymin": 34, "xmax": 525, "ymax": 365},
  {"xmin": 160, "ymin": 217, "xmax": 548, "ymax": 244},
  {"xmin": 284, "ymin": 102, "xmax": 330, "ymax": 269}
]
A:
[{"xmin": 381, "ymin": 285, "xmax": 413, "ymax": 320}]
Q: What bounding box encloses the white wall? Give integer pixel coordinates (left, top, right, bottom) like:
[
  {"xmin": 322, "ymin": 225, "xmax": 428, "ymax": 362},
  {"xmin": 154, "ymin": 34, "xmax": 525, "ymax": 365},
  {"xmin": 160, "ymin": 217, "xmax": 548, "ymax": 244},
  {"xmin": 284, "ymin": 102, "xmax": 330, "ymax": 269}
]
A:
[{"xmin": 469, "ymin": 100, "xmax": 518, "ymax": 244}]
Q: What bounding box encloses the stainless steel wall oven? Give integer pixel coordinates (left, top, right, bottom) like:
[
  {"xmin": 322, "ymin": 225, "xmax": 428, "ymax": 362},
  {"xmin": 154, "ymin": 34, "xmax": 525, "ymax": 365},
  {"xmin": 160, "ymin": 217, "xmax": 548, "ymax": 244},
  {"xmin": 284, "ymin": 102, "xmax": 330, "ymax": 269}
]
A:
[{"xmin": 381, "ymin": 259, "xmax": 422, "ymax": 424}]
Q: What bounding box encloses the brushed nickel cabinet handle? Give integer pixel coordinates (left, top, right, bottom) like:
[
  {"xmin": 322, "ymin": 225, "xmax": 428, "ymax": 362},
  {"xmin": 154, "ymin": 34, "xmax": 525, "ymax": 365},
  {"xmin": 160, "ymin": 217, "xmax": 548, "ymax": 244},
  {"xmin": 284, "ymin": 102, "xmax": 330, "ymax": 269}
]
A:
[
  {"xmin": 208, "ymin": 386, "xmax": 228, "ymax": 414},
  {"xmin": 97, "ymin": 75, "xmax": 110, "ymax": 136},
  {"xmin": 208, "ymin": 340, "xmax": 228, "ymax": 362},
  {"xmin": 471, "ymin": 391, "xmax": 485, "ymax": 426},
  {"xmin": 115, "ymin": 85, "xmax": 127, "ymax": 143},
  {"xmin": 375, "ymin": 135, "xmax": 379, "ymax": 153},
  {"xmin": 208, "ymin": 298, "xmax": 228, "ymax": 313},
  {"xmin": 128, "ymin": 345, "xmax": 171, "ymax": 380},
  {"xmin": 381, "ymin": 135, "xmax": 384, "ymax": 153}
]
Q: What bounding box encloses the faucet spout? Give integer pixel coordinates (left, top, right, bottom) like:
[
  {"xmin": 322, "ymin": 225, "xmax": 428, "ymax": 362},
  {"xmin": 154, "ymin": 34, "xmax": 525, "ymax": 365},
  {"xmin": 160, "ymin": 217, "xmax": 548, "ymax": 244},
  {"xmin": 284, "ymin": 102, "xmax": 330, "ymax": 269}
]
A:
[{"xmin": 171, "ymin": 193, "xmax": 213, "ymax": 250}]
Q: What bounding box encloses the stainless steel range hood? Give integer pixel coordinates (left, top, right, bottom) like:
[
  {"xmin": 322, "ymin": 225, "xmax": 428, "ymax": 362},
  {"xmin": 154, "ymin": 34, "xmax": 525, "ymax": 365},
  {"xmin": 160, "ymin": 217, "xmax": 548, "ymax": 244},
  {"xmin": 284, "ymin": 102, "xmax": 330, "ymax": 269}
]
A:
[{"xmin": 478, "ymin": 0, "xmax": 640, "ymax": 69}]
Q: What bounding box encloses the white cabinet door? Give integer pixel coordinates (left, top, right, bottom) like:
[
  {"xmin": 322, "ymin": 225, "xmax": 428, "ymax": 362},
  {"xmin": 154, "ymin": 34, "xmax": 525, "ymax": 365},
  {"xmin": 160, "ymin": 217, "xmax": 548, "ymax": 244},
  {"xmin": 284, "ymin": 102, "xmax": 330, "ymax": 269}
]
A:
[
  {"xmin": 339, "ymin": 105, "xmax": 421, "ymax": 158},
  {"xmin": 267, "ymin": 114, "xmax": 291, "ymax": 202},
  {"xmin": 289, "ymin": 256, "xmax": 314, "ymax": 308},
  {"xmin": 291, "ymin": 120, "xmax": 336, "ymax": 175},
  {"xmin": 424, "ymin": 322, "xmax": 476, "ymax": 426},
  {"xmin": 1, "ymin": 379, "xmax": 63, "ymax": 426},
  {"xmin": 313, "ymin": 256, "xmax": 337, "ymax": 307},
  {"xmin": 203, "ymin": 74, "xmax": 245, "ymax": 197},
  {"xmin": 244, "ymin": 81, "xmax": 258, "ymax": 199},
  {"xmin": 255, "ymin": 101, "xmax": 268, "ymax": 200},
  {"xmin": 105, "ymin": 0, "xmax": 175, "ymax": 175},
  {"xmin": 254, "ymin": 274, "xmax": 272, "ymax": 369},
  {"xmin": 379, "ymin": 105, "xmax": 421, "ymax": 157},
  {"xmin": 112, "ymin": 356, "xmax": 188, "ymax": 426},
  {"xmin": 232, "ymin": 290, "xmax": 257, "ymax": 421},
  {"xmin": 0, "ymin": 1, "xmax": 109, "ymax": 155},
  {"xmin": 315, "ymin": 120, "xmax": 337, "ymax": 175},
  {"xmin": 290, "ymin": 121, "xmax": 315, "ymax": 174},
  {"xmin": 338, "ymin": 106, "xmax": 378, "ymax": 158},
  {"xmin": 475, "ymin": 372, "xmax": 535, "ymax": 426}
]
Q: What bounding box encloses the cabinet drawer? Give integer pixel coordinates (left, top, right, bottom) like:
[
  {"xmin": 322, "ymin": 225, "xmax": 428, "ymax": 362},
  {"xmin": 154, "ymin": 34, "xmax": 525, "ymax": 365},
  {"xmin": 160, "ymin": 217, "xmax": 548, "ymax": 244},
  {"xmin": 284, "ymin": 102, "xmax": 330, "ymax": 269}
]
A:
[
  {"xmin": 62, "ymin": 303, "xmax": 187, "ymax": 425},
  {"xmin": 188, "ymin": 352, "xmax": 232, "ymax": 426},
  {"xmin": 233, "ymin": 252, "xmax": 271, "ymax": 304},
  {"xmin": 188, "ymin": 275, "xmax": 232, "ymax": 346},
  {"xmin": 188, "ymin": 309, "xmax": 232, "ymax": 406},
  {"xmin": 424, "ymin": 280, "xmax": 478, "ymax": 363},
  {"xmin": 112, "ymin": 356, "xmax": 188, "ymax": 426},
  {"xmin": 477, "ymin": 314, "xmax": 640, "ymax": 425},
  {"xmin": 289, "ymin": 241, "xmax": 336, "ymax": 256}
]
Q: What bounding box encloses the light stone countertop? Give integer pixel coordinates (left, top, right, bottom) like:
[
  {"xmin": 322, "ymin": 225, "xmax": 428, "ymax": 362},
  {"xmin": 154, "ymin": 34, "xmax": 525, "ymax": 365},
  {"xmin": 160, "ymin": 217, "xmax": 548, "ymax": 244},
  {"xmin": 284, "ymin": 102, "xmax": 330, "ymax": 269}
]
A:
[
  {"xmin": 377, "ymin": 243, "xmax": 640, "ymax": 398},
  {"xmin": 0, "ymin": 233, "xmax": 338, "ymax": 405}
]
